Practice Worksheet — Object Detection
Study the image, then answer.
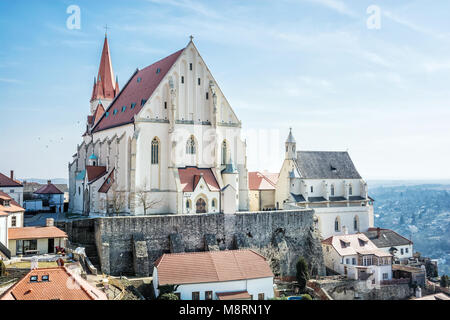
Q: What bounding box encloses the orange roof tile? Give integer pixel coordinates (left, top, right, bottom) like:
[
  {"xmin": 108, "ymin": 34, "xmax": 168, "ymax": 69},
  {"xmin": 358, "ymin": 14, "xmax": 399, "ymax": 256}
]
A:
[
  {"xmin": 248, "ymin": 172, "xmax": 279, "ymax": 190},
  {"xmin": 0, "ymin": 191, "xmax": 24, "ymax": 215},
  {"xmin": 8, "ymin": 226, "xmax": 67, "ymax": 240},
  {"xmin": 0, "ymin": 172, "xmax": 22, "ymax": 187},
  {"xmin": 178, "ymin": 167, "xmax": 220, "ymax": 192},
  {"xmin": 216, "ymin": 291, "xmax": 252, "ymax": 300},
  {"xmin": 155, "ymin": 250, "xmax": 274, "ymax": 286},
  {"xmin": 0, "ymin": 267, "xmax": 107, "ymax": 300}
]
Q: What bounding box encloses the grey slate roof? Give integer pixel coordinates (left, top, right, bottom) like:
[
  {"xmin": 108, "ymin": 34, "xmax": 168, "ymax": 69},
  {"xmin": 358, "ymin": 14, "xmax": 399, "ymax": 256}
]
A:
[
  {"xmin": 286, "ymin": 129, "xmax": 296, "ymax": 143},
  {"xmin": 295, "ymin": 151, "xmax": 362, "ymax": 179},
  {"xmin": 291, "ymin": 193, "xmax": 306, "ymax": 202},
  {"xmin": 362, "ymin": 229, "xmax": 413, "ymax": 248},
  {"xmin": 329, "ymin": 196, "xmax": 346, "ymax": 201},
  {"xmin": 349, "ymin": 196, "xmax": 366, "ymax": 201},
  {"xmin": 308, "ymin": 197, "xmax": 327, "ymax": 202}
]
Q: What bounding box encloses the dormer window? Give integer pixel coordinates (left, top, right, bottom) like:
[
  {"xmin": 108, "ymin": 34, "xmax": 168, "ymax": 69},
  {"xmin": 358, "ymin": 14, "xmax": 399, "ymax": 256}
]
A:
[
  {"xmin": 141, "ymin": 99, "xmax": 147, "ymax": 106},
  {"xmin": 137, "ymin": 77, "xmax": 142, "ymax": 83},
  {"xmin": 122, "ymin": 106, "xmax": 126, "ymax": 112},
  {"xmin": 30, "ymin": 276, "xmax": 38, "ymax": 283},
  {"xmin": 156, "ymin": 68, "xmax": 161, "ymax": 74},
  {"xmin": 113, "ymin": 109, "xmax": 118, "ymax": 115},
  {"xmin": 105, "ymin": 112, "xmax": 109, "ymax": 118},
  {"xmin": 330, "ymin": 164, "xmax": 337, "ymax": 173},
  {"xmin": 131, "ymin": 103, "xmax": 136, "ymax": 109},
  {"xmin": 42, "ymin": 275, "xmax": 49, "ymax": 282}
]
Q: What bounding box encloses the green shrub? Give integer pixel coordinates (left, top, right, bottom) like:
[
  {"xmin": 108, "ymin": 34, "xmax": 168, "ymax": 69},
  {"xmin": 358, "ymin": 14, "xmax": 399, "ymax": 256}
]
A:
[
  {"xmin": 440, "ymin": 275, "xmax": 449, "ymax": 288},
  {"xmin": 159, "ymin": 293, "xmax": 179, "ymax": 300},
  {"xmin": 301, "ymin": 294, "xmax": 312, "ymax": 300},
  {"xmin": 296, "ymin": 256, "xmax": 310, "ymax": 293}
]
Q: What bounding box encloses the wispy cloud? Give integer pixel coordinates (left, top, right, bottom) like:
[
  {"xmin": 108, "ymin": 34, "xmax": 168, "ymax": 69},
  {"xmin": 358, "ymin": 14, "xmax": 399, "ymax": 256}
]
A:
[
  {"xmin": 303, "ymin": 0, "xmax": 358, "ymax": 17},
  {"xmin": 0, "ymin": 78, "xmax": 23, "ymax": 84},
  {"xmin": 146, "ymin": 0, "xmax": 220, "ymax": 19}
]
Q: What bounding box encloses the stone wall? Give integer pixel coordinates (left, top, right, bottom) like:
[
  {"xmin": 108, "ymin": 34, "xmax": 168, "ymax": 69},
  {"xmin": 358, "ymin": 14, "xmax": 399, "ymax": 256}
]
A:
[{"xmin": 57, "ymin": 209, "xmax": 325, "ymax": 277}]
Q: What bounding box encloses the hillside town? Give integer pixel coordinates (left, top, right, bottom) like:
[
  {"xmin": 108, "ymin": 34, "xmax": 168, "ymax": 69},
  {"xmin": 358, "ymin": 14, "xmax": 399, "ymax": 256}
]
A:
[{"xmin": 0, "ymin": 34, "xmax": 448, "ymax": 301}]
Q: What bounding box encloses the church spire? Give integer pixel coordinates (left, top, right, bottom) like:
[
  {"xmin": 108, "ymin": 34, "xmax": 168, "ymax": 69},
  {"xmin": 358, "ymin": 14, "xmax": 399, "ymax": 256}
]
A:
[
  {"xmin": 91, "ymin": 35, "xmax": 117, "ymax": 102},
  {"xmin": 285, "ymin": 128, "xmax": 297, "ymax": 160}
]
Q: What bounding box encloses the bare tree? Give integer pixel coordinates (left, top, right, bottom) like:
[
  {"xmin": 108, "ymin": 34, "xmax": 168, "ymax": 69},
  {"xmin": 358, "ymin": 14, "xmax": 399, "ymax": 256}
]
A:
[
  {"xmin": 135, "ymin": 183, "xmax": 162, "ymax": 215},
  {"xmin": 107, "ymin": 184, "xmax": 127, "ymax": 216}
]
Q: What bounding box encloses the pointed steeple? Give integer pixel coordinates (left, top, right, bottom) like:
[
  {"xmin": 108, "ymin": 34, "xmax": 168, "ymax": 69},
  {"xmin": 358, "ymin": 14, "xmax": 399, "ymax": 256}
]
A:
[
  {"xmin": 285, "ymin": 128, "xmax": 297, "ymax": 160},
  {"xmin": 91, "ymin": 35, "xmax": 117, "ymax": 102}
]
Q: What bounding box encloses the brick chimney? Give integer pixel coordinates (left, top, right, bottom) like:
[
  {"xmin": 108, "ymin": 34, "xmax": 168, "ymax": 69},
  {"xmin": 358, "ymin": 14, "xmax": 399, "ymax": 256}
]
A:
[
  {"xmin": 10, "ymin": 170, "xmax": 14, "ymax": 180},
  {"xmin": 47, "ymin": 180, "xmax": 51, "ymax": 185},
  {"xmin": 377, "ymin": 227, "xmax": 381, "ymax": 238}
]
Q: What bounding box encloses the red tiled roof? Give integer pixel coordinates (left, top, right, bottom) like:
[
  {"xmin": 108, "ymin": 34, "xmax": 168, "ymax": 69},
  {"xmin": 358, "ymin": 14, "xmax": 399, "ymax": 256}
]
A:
[
  {"xmin": 92, "ymin": 48, "xmax": 184, "ymax": 133},
  {"xmin": 92, "ymin": 102, "xmax": 105, "ymax": 124},
  {"xmin": 0, "ymin": 191, "xmax": 24, "ymax": 216},
  {"xmin": 98, "ymin": 170, "xmax": 114, "ymax": 193},
  {"xmin": 155, "ymin": 250, "xmax": 274, "ymax": 286},
  {"xmin": 91, "ymin": 36, "xmax": 118, "ymax": 102},
  {"xmin": 248, "ymin": 172, "xmax": 278, "ymax": 191},
  {"xmin": 178, "ymin": 167, "xmax": 220, "ymax": 192},
  {"xmin": 34, "ymin": 183, "xmax": 63, "ymax": 195},
  {"xmin": 86, "ymin": 166, "xmax": 107, "ymax": 183},
  {"xmin": 8, "ymin": 226, "xmax": 67, "ymax": 240},
  {"xmin": 0, "ymin": 172, "xmax": 22, "ymax": 187},
  {"xmin": 216, "ymin": 291, "xmax": 252, "ymax": 300},
  {"xmin": 0, "ymin": 267, "xmax": 107, "ymax": 300}
]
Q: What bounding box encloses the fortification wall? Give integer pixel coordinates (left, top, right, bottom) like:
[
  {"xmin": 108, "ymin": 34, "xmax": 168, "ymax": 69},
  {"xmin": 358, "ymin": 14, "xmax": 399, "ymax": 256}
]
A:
[{"xmin": 57, "ymin": 209, "xmax": 325, "ymax": 277}]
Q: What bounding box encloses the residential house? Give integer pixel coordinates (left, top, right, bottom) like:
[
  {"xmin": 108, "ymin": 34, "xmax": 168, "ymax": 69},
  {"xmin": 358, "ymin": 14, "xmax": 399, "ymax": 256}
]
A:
[
  {"xmin": 0, "ymin": 171, "xmax": 23, "ymax": 207},
  {"xmin": 248, "ymin": 171, "xmax": 279, "ymax": 211},
  {"xmin": 153, "ymin": 250, "xmax": 274, "ymax": 300},
  {"xmin": 33, "ymin": 181, "xmax": 65, "ymax": 213},
  {"xmin": 321, "ymin": 232, "xmax": 393, "ymax": 285},
  {"xmin": 8, "ymin": 219, "xmax": 67, "ymax": 256},
  {"xmin": 0, "ymin": 191, "xmax": 25, "ymax": 259},
  {"xmin": 362, "ymin": 227, "xmax": 413, "ymax": 262},
  {"xmin": 0, "ymin": 267, "xmax": 107, "ymax": 300}
]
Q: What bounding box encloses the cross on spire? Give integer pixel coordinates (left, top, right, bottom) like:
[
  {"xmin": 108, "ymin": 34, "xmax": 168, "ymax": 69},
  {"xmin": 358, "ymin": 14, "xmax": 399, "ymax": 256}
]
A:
[
  {"xmin": 104, "ymin": 24, "xmax": 109, "ymax": 37},
  {"xmin": 189, "ymin": 35, "xmax": 194, "ymax": 42}
]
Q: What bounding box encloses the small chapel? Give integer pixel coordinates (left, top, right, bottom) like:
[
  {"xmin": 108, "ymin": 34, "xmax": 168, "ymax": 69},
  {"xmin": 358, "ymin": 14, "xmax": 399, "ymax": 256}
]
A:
[{"xmin": 68, "ymin": 35, "xmax": 249, "ymax": 216}]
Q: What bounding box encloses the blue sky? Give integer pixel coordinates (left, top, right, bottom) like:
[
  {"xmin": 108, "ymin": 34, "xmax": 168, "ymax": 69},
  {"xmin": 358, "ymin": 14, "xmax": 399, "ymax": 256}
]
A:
[{"xmin": 0, "ymin": 0, "xmax": 449, "ymax": 180}]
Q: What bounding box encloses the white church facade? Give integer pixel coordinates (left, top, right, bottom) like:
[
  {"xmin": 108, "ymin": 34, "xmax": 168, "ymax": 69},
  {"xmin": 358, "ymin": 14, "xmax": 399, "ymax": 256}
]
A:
[
  {"xmin": 275, "ymin": 129, "xmax": 375, "ymax": 239},
  {"xmin": 68, "ymin": 36, "xmax": 249, "ymax": 216}
]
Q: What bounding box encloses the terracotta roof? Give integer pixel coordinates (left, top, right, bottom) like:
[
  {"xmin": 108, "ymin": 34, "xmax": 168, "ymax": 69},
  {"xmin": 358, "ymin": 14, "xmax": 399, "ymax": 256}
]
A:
[
  {"xmin": 178, "ymin": 167, "xmax": 220, "ymax": 192},
  {"xmin": 216, "ymin": 291, "xmax": 252, "ymax": 300},
  {"xmin": 86, "ymin": 166, "xmax": 107, "ymax": 183},
  {"xmin": 248, "ymin": 172, "xmax": 278, "ymax": 190},
  {"xmin": 91, "ymin": 35, "xmax": 118, "ymax": 102},
  {"xmin": 92, "ymin": 48, "xmax": 184, "ymax": 133},
  {"xmin": 98, "ymin": 170, "xmax": 114, "ymax": 193},
  {"xmin": 322, "ymin": 234, "xmax": 391, "ymax": 258},
  {"xmin": 92, "ymin": 102, "xmax": 105, "ymax": 124},
  {"xmin": 0, "ymin": 267, "xmax": 107, "ymax": 300},
  {"xmin": 8, "ymin": 226, "xmax": 67, "ymax": 240},
  {"xmin": 0, "ymin": 191, "xmax": 24, "ymax": 215},
  {"xmin": 34, "ymin": 183, "xmax": 63, "ymax": 195},
  {"xmin": 0, "ymin": 172, "xmax": 22, "ymax": 187},
  {"xmin": 155, "ymin": 250, "xmax": 274, "ymax": 286}
]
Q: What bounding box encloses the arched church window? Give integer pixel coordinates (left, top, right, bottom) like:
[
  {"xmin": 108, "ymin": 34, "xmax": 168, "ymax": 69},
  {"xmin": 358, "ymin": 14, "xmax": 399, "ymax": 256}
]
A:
[
  {"xmin": 151, "ymin": 138, "xmax": 159, "ymax": 164},
  {"xmin": 212, "ymin": 199, "xmax": 217, "ymax": 208},
  {"xmin": 196, "ymin": 198, "xmax": 206, "ymax": 214},
  {"xmin": 186, "ymin": 136, "xmax": 196, "ymax": 155},
  {"xmin": 186, "ymin": 200, "xmax": 190, "ymax": 209},
  {"xmin": 222, "ymin": 141, "xmax": 227, "ymax": 165},
  {"xmin": 335, "ymin": 217, "xmax": 341, "ymax": 232},
  {"xmin": 331, "ymin": 184, "xmax": 335, "ymax": 196},
  {"xmin": 349, "ymin": 184, "xmax": 353, "ymax": 196},
  {"xmin": 354, "ymin": 215, "xmax": 359, "ymax": 231}
]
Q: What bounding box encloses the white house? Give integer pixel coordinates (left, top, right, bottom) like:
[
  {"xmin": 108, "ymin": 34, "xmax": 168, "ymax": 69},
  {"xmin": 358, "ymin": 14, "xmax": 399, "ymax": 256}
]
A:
[
  {"xmin": 0, "ymin": 171, "xmax": 24, "ymax": 207},
  {"xmin": 0, "ymin": 191, "xmax": 25, "ymax": 260},
  {"xmin": 362, "ymin": 228, "xmax": 414, "ymax": 262},
  {"xmin": 275, "ymin": 129, "xmax": 374, "ymax": 239},
  {"xmin": 248, "ymin": 171, "xmax": 279, "ymax": 211},
  {"xmin": 68, "ymin": 35, "xmax": 249, "ymax": 216},
  {"xmin": 34, "ymin": 181, "xmax": 65, "ymax": 213},
  {"xmin": 321, "ymin": 232, "xmax": 393, "ymax": 285},
  {"xmin": 152, "ymin": 250, "xmax": 274, "ymax": 300}
]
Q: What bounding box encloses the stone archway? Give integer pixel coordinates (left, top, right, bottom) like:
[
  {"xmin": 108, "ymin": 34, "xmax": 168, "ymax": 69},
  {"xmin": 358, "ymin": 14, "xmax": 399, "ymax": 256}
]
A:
[{"xmin": 196, "ymin": 198, "xmax": 207, "ymax": 213}]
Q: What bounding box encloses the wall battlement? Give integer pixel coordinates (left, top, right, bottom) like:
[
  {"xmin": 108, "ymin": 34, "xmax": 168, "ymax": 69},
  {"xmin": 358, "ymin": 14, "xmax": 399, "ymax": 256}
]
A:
[{"xmin": 57, "ymin": 209, "xmax": 325, "ymax": 277}]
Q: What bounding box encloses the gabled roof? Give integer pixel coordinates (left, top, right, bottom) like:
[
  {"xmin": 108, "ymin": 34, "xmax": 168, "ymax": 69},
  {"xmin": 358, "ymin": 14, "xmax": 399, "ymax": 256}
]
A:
[
  {"xmin": 0, "ymin": 172, "xmax": 22, "ymax": 187},
  {"xmin": 248, "ymin": 172, "xmax": 278, "ymax": 191},
  {"xmin": 8, "ymin": 226, "xmax": 67, "ymax": 240},
  {"xmin": 0, "ymin": 191, "xmax": 24, "ymax": 215},
  {"xmin": 155, "ymin": 250, "xmax": 274, "ymax": 286},
  {"xmin": 217, "ymin": 291, "xmax": 252, "ymax": 300},
  {"xmin": 34, "ymin": 183, "xmax": 63, "ymax": 195},
  {"xmin": 0, "ymin": 267, "xmax": 107, "ymax": 300},
  {"xmin": 321, "ymin": 234, "xmax": 391, "ymax": 258},
  {"xmin": 92, "ymin": 48, "xmax": 184, "ymax": 133},
  {"xmin": 362, "ymin": 228, "xmax": 413, "ymax": 247},
  {"xmin": 98, "ymin": 170, "xmax": 114, "ymax": 193},
  {"xmin": 92, "ymin": 102, "xmax": 105, "ymax": 124},
  {"xmin": 85, "ymin": 166, "xmax": 107, "ymax": 183},
  {"xmin": 296, "ymin": 151, "xmax": 362, "ymax": 179},
  {"xmin": 178, "ymin": 167, "xmax": 220, "ymax": 192}
]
